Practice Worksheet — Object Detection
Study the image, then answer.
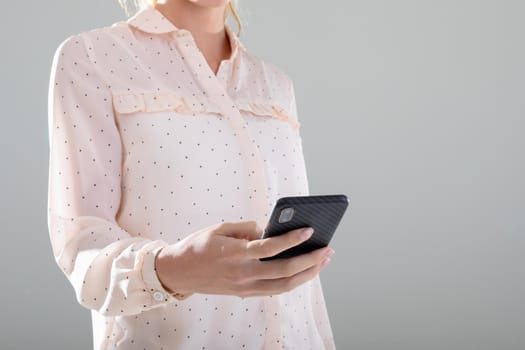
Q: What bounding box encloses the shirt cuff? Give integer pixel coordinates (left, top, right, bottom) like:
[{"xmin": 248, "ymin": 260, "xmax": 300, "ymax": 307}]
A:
[{"xmin": 141, "ymin": 243, "xmax": 194, "ymax": 303}]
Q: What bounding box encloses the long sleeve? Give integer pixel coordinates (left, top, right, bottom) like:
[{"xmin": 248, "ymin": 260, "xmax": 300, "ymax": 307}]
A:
[
  {"xmin": 286, "ymin": 78, "xmax": 336, "ymax": 348},
  {"xmin": 288, "ymin": 78, "xmax": 311, "ymax": 195},
  {"xmin": 47, "ymin": 34, "xmax": 179, "ymax": 317}
]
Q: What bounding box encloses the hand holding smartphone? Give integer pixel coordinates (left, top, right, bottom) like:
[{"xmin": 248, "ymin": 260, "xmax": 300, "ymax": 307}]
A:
[{"xmin": 259, "ymin": 194, "xmax": 350, "ymax": 261}]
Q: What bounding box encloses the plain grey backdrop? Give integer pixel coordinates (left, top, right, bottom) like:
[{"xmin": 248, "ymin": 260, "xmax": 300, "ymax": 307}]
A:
[{"xmin": 1, "ymin": 0, "xmax": 524, "ymax": 349}]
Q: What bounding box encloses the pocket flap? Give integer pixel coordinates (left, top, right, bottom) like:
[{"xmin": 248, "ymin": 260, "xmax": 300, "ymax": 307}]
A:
[
  {"xmin": 112, "ymin": 91, "xmax": 300, "ymax": 130},
  {"xmin": 236, "ymin": 99, "xmax": 301, "ymax": 130},
  {"xmin": 112, "ymin": 91, "xmax": 221, "ymax": 115}
]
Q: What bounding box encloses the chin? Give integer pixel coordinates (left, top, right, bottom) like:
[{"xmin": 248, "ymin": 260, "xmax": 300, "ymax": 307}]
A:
[{"xmin": 187, "ymin": 0, "xmax": 230, "ymax": 8}]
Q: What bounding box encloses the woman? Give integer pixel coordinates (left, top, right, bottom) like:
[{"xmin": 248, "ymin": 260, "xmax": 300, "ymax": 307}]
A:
[{"xmin": 47, "ymin": 0, "xmax": 336, "ymax": 348}]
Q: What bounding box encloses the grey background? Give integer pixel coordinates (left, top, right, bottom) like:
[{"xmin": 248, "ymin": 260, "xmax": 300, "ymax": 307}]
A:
[{"xmin": 1, "ymin": 0, "xmax": 524, "ymax": 349}]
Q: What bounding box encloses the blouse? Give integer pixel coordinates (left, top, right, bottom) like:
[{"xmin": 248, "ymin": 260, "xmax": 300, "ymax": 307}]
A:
[{"xmin": 47, "ymin": 4, "xmax": 336, "ymax": 350}]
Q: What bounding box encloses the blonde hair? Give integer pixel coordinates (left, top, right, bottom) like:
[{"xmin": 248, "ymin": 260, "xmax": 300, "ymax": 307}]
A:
[{"xmin": 117, "ymin": 0, "xmax": 242, "ymax": 36}]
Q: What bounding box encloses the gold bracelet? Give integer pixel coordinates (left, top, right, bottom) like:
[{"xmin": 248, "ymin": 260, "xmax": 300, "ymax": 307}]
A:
[
  {"xmin": 171, "ymin": 291, "xmax": 192, "ymax": 300},
  {"xmin": 161, "ymin": 281, "xmax": 194, "ymax": 300}
]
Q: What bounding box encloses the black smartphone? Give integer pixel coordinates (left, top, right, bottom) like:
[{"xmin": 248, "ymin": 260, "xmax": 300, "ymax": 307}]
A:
[{"xmin": 258, "ymin": 194, "xmax": 350, "ymax": 261}]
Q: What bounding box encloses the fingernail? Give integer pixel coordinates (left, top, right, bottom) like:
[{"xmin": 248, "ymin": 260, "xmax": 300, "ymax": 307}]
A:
[
  {"xmin": 321, "ymin": 257, "xmax": 331, "ymax": 268},
  {"xmin": 300, "ymin": 227, "xmax": 314, "ymax": 239},
  {"xmin": 324, "ymin": 249, "xmax": 334, "ymax": 258}
]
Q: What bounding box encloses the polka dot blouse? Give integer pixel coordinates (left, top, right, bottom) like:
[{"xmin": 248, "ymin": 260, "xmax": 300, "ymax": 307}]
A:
[{"xmin": 47, "ymin": 4, "xmax": 335, "ymax": 350}]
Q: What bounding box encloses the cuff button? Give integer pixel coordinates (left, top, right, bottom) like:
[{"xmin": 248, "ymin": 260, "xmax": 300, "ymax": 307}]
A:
[{"xmin": 152, "ymin": 290, "xmax": 165, "ymax": 302}]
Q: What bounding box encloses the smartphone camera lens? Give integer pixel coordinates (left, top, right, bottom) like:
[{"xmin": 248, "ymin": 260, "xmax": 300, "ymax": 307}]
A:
[{"xmin": 278, "ymin": 207, "xmax": 295, "ymax": 223}]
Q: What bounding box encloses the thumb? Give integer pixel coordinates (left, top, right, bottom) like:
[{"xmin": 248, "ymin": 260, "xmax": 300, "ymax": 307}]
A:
[{"xmin": 216, "ymin": 220, "xmax": 263, "ymax": 241}]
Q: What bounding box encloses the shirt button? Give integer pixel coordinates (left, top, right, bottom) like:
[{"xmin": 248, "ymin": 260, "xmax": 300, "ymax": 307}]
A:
[{"xmin": 152, "ymin": 290, "xmax": 165, "ymax": 301}]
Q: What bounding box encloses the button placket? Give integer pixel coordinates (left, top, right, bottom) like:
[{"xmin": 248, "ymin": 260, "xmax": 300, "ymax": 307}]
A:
[
  {"xmin": 206, "ymin": 99, "xmax": 284, "ymax": 348},
  {"xmin": 172, "ymin": 30, "xmax": 272, "ymax": 225},
  {"xmin": 172, "ymin": 30, "xmax": 282, "ymax": 345}
]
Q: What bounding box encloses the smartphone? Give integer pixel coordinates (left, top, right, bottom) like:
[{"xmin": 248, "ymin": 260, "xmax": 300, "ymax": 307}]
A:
[{"xmin": 258, "ymin": 194, "xmax": 350, "ymax": 261}]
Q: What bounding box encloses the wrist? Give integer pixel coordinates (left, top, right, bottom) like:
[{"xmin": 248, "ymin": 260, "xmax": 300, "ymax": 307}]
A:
[{"xmin": 154, "ymin": 246, "xmax": 194, "ymax": 300}]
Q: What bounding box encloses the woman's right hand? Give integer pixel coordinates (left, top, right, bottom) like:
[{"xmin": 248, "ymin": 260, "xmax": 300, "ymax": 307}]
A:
[{"xmin": 155, "ymin": 220, "xmax": 334, "ymax": 298}]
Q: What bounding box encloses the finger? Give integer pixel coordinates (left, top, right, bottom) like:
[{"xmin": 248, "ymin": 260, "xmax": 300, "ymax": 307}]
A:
[
  {"xmin": 244, "ymin": 226, "xmax": 314, "ymax": 260},
  {"xmin": 246, "ymin": 246, "xmax": 333, "ymax": 280},
  {"xmin": 241, "ymin": 259, "xmax": 325, "ymax": 297},
  {"xmin": 215, "ymin": 220, "xmax": 263, "ymax": 241}
]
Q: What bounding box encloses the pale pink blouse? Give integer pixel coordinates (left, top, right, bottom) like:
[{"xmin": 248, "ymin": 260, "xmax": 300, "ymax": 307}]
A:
[{"xmin": 47, "ymin": 4, "xmax": 335, "ymax": 349}]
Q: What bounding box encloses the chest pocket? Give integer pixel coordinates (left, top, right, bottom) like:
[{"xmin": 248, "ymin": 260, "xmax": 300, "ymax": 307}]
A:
[{"xmin": 111, "ymin": 90, "xmax": 300, "ymax": 130}]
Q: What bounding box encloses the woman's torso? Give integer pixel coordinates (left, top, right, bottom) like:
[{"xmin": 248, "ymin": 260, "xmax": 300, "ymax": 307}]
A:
[{"xmin": 53, "ymin": 5, "xmax": 335, "ymax": 349}]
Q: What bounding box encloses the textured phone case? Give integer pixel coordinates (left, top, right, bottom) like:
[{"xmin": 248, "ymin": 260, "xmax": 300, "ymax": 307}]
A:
[{"xmin": 259, "ymin": 194, "xmax": 349, "ymax": 261}]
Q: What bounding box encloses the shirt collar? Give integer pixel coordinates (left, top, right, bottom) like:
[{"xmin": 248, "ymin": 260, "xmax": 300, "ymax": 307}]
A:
[{"xmin": 126, "ymin": 5, "xmax": 245, "ymax": 57}]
